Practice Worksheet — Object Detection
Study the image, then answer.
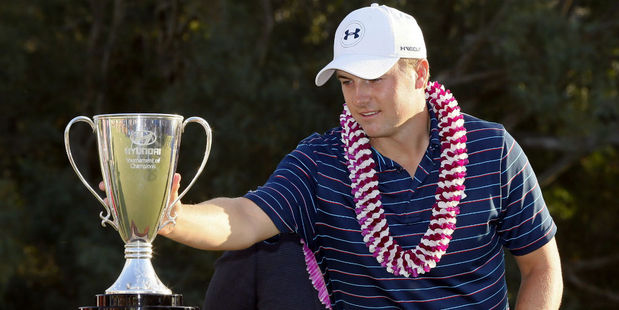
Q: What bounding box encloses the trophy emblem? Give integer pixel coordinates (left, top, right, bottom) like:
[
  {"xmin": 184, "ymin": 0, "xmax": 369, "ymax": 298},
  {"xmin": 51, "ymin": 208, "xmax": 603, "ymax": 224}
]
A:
[{"xmin": 65, "ymin": 113, "xmax": 210, "ymax": 309}]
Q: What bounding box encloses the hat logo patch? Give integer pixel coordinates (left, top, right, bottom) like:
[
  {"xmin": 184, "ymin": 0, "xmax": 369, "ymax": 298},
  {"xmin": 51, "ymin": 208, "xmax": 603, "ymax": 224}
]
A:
[{"xmin": 340, "ymin": 21, "xmax": 364, "ymax": 47}]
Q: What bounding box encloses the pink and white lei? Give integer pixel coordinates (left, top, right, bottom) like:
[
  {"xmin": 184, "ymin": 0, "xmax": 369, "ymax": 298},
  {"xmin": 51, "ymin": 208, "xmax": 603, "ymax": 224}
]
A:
[{"xmin": 303, "ymin": 81, "xmax": 469, "ymax": 307}]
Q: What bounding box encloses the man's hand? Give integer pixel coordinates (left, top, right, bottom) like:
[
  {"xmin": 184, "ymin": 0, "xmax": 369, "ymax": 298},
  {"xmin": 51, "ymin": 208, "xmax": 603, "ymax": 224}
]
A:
[
  {"xmin": 97, "ymin": 173, "xmax": 183, "ymax": 236},
  {"xmin": 98, "ymin": 180, "xmax": 108, "ymax": 205},
  {"xmin": 158, "ymin": 173, "xmax": 182, "ymax": 236}
]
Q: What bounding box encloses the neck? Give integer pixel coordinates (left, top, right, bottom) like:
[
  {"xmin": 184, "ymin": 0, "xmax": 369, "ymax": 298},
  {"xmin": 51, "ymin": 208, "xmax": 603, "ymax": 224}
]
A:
[{"xmin": 370, "ymin": 107, "xmax": 430, "ymax": 174}]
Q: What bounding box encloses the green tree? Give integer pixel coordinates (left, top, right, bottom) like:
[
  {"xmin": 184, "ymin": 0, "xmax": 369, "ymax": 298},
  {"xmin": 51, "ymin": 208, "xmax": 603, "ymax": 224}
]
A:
[{"xmin": 0, "ymin": 0, "xmax": 617, "ymax": 309}]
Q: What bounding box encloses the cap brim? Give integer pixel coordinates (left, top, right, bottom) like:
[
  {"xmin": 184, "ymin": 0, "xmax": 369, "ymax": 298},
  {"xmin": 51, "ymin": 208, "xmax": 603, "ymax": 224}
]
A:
[{"xmin": 315, "ymin": 54, "xmax": 399, "ymax": 86}]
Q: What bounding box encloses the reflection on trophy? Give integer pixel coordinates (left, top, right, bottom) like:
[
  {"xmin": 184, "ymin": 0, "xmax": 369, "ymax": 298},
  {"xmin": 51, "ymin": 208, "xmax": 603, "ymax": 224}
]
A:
[{"xmin": 65, "ymin": 114, "xmax": 211, "ymax": 309}]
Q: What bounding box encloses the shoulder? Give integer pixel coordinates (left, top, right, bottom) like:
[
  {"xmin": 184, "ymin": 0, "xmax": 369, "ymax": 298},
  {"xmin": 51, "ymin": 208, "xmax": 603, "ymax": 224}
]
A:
[
  {"xmin": 295, "ymin": 127, "xmax": 343, "ymax": 156},
  {"xmin": 298, "ymin": 127, "xmax": 342, "ymax": 147},
  {"xmin": 462, "ymin": 113, "xmax": 510, "ymax": 150},
  {"xmin": 463, "ymin": 113, "xmax": 505, "ymax": 137},
  {"xmin": 280, "ymin": 127, "xmax": 344, "ymax": 168},
  {"xmin": 460, "ymin": 113, "xmax": 517, "ymax": 168}
]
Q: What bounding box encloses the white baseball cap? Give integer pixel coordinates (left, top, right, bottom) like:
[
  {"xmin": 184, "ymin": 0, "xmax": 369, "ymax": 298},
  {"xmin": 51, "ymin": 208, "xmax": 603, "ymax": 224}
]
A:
[{"xmin": 315, "ymin": 3, "xmax": 427, "ymax": 86}]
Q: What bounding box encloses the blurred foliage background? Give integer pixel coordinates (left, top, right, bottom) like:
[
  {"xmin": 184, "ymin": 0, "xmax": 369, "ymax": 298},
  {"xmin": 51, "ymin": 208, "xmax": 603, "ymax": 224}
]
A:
[{"xmin": 1, "ymin": 0, "xmax": 617, "ymax": 309}]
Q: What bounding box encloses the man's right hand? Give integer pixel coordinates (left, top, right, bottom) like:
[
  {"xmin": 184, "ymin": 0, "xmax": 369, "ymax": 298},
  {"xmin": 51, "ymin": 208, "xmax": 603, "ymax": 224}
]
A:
[
  {"xmin": 158, "ymin": 173, "xmax": 182, "ymax": 236},
  {"xmin": 98, "ymin": 173, "xmax": 183, "ymax": 236}
]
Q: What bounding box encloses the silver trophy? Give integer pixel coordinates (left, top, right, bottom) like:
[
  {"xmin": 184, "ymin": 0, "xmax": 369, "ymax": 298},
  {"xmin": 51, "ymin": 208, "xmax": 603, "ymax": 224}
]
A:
[{"xmin": 64, "ymin": 113, "xmax": 212, "ymax": 295}]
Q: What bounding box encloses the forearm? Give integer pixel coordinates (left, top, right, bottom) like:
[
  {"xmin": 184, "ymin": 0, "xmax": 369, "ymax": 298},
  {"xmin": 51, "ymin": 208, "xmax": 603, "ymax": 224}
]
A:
[{"xmin": 161, "ymin": 197, "xmax": 279, "ymax": 251}]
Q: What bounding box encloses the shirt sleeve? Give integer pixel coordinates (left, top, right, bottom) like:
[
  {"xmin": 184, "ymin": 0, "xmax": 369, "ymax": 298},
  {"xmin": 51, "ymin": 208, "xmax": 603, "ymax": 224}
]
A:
[
  {"xmin": 497, "ymin": 129, "xmax": 557, "ymax": 256},
  {"xmin": 244, "ymin": 136, "xmax": 320, "ymax": 242}
]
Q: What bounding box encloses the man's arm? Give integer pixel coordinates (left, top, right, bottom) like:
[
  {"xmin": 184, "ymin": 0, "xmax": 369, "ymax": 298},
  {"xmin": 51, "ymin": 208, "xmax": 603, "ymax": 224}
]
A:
[
  {"xmin": 513, "ymin": 237, "xmax": 563, "ymax": 310},
  {"xmin": 158, "ymin": 174, "xmax": 280, "ymax": 250}
]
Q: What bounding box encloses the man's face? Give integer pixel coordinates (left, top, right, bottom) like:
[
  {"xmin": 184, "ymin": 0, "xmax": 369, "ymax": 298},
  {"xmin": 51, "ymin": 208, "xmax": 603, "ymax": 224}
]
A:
[{"xmin": 337, "ymin": 61, "xmax": 426, "ymax": 140}]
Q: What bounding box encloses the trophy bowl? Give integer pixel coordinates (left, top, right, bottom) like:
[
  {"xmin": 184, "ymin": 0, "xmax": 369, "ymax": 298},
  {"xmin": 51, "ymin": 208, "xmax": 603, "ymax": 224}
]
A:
[{"xmin": 64, "ymin": 113, "xmax": 211, "ymax": 300}]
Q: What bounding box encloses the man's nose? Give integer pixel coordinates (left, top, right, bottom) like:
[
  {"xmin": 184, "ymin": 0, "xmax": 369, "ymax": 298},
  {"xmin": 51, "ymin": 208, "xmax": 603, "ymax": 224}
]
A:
[{"xmin": 352, "ymin": 81, "xmax": 371, "ymax": 106}]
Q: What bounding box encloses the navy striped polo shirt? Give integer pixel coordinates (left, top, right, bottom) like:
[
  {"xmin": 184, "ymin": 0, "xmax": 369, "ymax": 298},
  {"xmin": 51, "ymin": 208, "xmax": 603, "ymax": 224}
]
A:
[{"xmin": 245, "ymin": 110, "xmax": 557, "ymax": 309}]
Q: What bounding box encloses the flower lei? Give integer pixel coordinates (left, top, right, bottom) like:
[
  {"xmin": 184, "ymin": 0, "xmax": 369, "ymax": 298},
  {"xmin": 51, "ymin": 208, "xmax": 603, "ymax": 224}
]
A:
[
  {"xmin": 340, "ymin": 81, "xmax": 469, "ymax": 277},
  {"xmin": 302, "ymin": 81, "xmax": 469, "ymax": 308}
]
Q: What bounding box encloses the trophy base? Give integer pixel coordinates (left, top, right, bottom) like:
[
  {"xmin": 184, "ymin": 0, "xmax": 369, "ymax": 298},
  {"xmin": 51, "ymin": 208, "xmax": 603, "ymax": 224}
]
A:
[{"xmin": 79, "ymin": 293, "xmax": 199, "ymax": 310}]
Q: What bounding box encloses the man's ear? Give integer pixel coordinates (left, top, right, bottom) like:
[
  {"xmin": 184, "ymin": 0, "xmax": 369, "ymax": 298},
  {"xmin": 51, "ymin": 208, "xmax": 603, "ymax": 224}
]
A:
[{"xmin": 414, "ymin": 59, "xmax": 430, "ymax": 89}]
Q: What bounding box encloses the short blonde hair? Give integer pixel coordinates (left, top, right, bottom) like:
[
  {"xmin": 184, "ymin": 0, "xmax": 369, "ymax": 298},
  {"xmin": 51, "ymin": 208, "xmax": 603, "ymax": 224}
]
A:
[
  {"xmin": 399, "ymin": 58, "xmax": 421, "ymax": 70},
  {"xmin": 398, "ymin": 58, "xmax": 430, "ymax": 85}
]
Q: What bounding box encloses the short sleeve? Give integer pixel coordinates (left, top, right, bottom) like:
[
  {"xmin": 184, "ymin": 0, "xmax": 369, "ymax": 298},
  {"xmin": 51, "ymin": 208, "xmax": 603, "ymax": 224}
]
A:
[
  {"xmin": 244, "ymin": 135, "xmax": 320, "ymax": 243},
  {"xmin": 498, "ymin": 130, "xmax": 557, "ymax": 256}
]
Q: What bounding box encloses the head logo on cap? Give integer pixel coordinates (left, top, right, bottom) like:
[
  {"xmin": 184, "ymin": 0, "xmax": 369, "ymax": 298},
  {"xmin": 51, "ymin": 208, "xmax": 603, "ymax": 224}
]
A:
[{"xmin": 340, "ymin": 21, "xmax": 364, "ymax": 47}]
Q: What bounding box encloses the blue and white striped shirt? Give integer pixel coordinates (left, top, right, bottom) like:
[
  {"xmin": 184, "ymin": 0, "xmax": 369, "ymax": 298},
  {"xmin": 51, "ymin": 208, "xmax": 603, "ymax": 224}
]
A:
[{"xmin": 245, "ymin": 111, "xmax": 556, "ymax": 309}]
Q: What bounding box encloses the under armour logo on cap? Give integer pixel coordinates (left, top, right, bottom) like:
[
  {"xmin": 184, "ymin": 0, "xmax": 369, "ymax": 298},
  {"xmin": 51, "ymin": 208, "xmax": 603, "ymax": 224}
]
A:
[
  {"xmin": 340, "ymin": 22, "xmax": 364, "ymax": 47},
  {"xmin": 344, "ymin": 28, "xmax": 360, "ymax": 40}
]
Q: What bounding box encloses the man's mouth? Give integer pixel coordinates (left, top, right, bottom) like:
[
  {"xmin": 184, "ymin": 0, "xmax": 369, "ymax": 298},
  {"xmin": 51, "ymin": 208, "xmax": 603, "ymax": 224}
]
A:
[{"xmin": 360, "ymin": 111, "xmax": 379, "ymax": 117}]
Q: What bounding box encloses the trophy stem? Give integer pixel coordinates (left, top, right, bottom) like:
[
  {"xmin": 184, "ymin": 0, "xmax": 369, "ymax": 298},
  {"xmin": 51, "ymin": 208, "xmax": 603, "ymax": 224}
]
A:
[{"xmin": 105, "ymin": 241, "xmax": 172, "ymax": 295}]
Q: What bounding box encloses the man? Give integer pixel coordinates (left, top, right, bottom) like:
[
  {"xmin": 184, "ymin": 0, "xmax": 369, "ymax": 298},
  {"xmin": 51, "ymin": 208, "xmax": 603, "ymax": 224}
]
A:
[{"xmin": 161, "ymin": 4, "xmax": 563, "ymax": 309}]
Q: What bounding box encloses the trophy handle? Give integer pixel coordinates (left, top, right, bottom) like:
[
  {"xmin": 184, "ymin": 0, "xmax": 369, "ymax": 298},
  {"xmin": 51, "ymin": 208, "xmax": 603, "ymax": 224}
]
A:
[
  {"xmin": 159, "ymin": 117, "xmax": 212, "ymax": 231},
  {"xmin": 64, "ymin": 116, "xmax": 119, "ymax": 230}
]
